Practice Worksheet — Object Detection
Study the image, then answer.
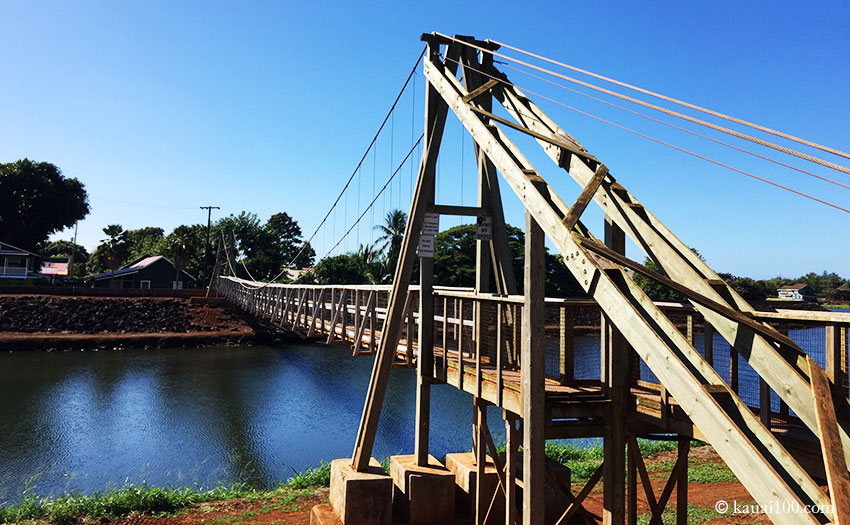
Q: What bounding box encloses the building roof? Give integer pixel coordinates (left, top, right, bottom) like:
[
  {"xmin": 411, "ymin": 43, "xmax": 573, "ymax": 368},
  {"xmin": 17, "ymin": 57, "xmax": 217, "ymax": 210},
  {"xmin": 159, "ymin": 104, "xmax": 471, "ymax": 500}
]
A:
[
  {"xmin": 779, "ymin": 284, "xmax": 812, "ymax": 290},
  {"xmin": 40, "ymin": 261, "xmax": 69, "ymax": 276},
  {"xmin": 0, "ymin": 241, "xmax": 38, "ymax": 257},
  {"xmin": 91, "ymin": 255, "xmax": 196, "ymax": 281}
]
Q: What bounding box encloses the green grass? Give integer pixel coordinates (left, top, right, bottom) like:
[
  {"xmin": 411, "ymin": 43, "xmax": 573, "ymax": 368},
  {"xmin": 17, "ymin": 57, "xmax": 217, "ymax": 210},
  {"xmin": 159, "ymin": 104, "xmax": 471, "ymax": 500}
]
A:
[
  {"xmin": 0, "ymin": 460, "xmax": 339, "ymax": 524},
  {"xmin": 636, "ymin": 503, "xmax": 724, "ymax": 524},
  {"xmin": 543, "ymin": 439, "xmax": 685, "ymax": 483}
]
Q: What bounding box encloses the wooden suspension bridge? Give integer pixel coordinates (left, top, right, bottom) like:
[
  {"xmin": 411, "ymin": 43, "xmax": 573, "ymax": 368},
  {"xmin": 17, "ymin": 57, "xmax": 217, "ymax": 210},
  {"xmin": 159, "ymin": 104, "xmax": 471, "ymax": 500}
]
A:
[{"xmin": 213, "ymin": 33, "xmax": 850, "ymax": 525}]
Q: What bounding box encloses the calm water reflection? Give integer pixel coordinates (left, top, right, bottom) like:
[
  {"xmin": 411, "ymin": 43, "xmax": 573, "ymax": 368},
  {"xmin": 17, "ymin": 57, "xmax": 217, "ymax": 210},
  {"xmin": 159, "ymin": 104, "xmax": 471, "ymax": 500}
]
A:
[{"xmin": 0, "ymin": 344, "xmax": 523, "ymax": 503}]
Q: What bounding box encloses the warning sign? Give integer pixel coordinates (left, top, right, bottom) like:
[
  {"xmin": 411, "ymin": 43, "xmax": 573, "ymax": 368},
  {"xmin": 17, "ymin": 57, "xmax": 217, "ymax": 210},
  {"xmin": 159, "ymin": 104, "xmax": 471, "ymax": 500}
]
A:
[
  {"xmin": 418, "ymin": 234, "xmax": 435, "ymax": 258},
  {"xmin": 476, "ymin": 216, "xmax": 492, "ymax": 240},
  {"xmin": 422, "ymin": 213, "xmax": 440, "ymax": 236}
]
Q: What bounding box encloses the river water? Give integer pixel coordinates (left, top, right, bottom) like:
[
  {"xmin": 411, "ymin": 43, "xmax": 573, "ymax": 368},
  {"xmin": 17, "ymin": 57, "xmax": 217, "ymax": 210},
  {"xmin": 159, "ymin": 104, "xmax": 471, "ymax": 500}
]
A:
[{"xmin": 0, "ymin": 322, "xmax": 829, "ymax": 504}]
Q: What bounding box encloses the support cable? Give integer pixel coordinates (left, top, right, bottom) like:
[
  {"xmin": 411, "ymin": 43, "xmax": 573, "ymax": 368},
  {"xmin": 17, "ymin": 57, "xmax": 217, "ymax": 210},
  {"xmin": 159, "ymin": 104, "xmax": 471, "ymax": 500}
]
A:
[
  {"xmin": 321, "ymin": 133, "xmax": 424, "ymax": 259},
  {"xmin": 499, "ymin": 62, "xmax": 850, "ymax": 192},
  {"xmin": 487, "ymin": 36, "xmax": 850, "ymax": 162},
  {"xmin": 232, "ymin": 47, "xmax": 426, "ymax": 290},
  {"xmin": 440, "ymin": 54, "xmax": 850, "ymax": 215},
  {"xmin": 434, "ymin": 33, "xmax": 850, "ymax": 175}
]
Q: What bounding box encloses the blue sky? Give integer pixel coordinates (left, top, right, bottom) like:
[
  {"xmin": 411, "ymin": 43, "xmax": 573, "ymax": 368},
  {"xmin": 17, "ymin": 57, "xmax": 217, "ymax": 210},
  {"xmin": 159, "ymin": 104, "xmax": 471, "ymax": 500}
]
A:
[{"xmin": 1, "ymin": 1, "xmax": 847, "ymax": 279}]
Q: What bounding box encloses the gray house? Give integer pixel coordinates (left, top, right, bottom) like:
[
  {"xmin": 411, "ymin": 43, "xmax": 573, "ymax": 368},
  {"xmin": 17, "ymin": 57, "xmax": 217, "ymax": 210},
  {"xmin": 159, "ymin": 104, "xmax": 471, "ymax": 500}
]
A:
[
  {"xmin": 777, "ymin": 283, "xmax": 816, "ymax": 302},
  {"xmin": 91, "ymin": 255, "xmax": 195, "ymax": 289}
]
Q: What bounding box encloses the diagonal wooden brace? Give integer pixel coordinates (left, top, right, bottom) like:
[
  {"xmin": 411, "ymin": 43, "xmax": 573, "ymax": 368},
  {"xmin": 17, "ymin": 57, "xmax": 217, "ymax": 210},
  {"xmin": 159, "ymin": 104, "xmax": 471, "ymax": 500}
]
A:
[{"xmin": 561, "ymin": 164, "xmax": 608, "ymax": 230}]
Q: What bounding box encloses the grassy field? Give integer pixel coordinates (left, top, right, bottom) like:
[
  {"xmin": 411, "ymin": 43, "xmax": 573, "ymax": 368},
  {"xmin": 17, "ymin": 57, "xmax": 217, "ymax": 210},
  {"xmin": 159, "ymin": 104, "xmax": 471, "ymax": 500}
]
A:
[{"xmin": 0, "ymin": 440, "xmax": 741, "ymax": 523}]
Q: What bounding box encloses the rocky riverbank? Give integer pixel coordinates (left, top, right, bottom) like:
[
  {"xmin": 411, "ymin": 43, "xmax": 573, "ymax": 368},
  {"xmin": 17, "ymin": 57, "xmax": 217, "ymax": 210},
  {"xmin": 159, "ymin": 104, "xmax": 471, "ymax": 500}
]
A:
[{"xmin": 0, "ymin": 295, "xmax": 298, "ymax": 350}]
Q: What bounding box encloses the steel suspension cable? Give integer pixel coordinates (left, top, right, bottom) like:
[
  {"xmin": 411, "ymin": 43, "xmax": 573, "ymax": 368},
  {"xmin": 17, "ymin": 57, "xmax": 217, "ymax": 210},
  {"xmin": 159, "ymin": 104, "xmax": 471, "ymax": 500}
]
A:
[
  {"xmin": 321, "ymin": 133, "xmax": 424, "ymax": 259},
  {"xmin": 440, "ymin": 54, "xmax": 850, "ymax": 215},
  {"xmin": 499, "ymin": 62, "xmax": 850, "ymax": 191},
  {"xmin": 487, "ymin": 36, "xmax": 850, "ymax": 161},
  {"xmin": 433, "ymin": 33, "xmax": 850, "ymax": 176}
]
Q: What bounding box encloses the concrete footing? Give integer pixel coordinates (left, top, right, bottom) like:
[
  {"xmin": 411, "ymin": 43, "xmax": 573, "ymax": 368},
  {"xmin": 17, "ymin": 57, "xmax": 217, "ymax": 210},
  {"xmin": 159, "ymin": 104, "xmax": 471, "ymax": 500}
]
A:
[
  {"xmin": 445, "ymin": 451, "xmax": 503, "ymax": 521},
  {"xmin": 310, "ymin": 503, "xmax": 342, "ymax": 525},
  {"xmin": 389, "ymin": 454, "xmax": 455, "ymax": 524},
  {"xmin": 329, "ymin": 458, "xmax": 392, "ymax": 525}
]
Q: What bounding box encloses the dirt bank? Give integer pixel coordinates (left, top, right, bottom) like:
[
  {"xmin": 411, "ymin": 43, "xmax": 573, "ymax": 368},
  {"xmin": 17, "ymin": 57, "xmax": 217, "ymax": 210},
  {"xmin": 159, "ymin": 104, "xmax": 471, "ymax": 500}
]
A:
[{"xmin": 0, "ymin": 295, "xmax": 299, "ymax": 351}]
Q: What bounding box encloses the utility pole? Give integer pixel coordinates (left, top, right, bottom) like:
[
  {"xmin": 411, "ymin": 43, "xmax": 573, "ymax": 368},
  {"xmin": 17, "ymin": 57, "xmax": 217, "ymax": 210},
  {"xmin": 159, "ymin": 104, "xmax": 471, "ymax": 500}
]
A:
[
  {"xmin": 69, "ymin": 221, "xmax": 79, "ymax": 278},
  {"xmin": 200, "ymin": 206, "xmax": 220, "ymax": 288}
]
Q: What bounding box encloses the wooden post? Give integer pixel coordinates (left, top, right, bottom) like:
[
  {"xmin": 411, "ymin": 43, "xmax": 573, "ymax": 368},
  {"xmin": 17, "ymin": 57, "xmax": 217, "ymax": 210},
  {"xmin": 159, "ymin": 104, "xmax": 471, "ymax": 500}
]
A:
[
  {"xmin": 351, "ymin": 38, "xmax": 457, "ymax": 471},
  {"xmin": 603, "ymin": 215, "xmax": 627, "ymax": 525},
  {"xmin": 827, "ymin": 324, "xmax": 844, "ymax": 400},
  {"xmin": 504, "ymin": 410, "xmax": 519, "ymax": 525},
  {"xmin": 560, "ymin": 305, "xmax": 574, "ymax": 385},
  {"xmin": 676, "ymin": 438, "xmax": 690, "ymax": 525},
  {"xmin": 627, "ymin": 436, "xmax": 637, "ymax": 525},
  {"xmin": 522, "ymin": 210, "xmax": 545, "ymax": 525},
  {"xmin": 416, "ymin": 115, "xmax": 438, "ymax": 465},
  {"xmin": 475, "ymin": 398, "xmax": 488, "ymax": 524}
]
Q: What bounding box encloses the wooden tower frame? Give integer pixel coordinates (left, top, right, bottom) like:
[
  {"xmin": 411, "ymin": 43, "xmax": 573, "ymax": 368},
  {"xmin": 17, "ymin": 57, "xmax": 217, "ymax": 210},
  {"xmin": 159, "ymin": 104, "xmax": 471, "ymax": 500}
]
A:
[{"xmin": 350, "ymin": 33, "xmax": 850, "ymax": 525}]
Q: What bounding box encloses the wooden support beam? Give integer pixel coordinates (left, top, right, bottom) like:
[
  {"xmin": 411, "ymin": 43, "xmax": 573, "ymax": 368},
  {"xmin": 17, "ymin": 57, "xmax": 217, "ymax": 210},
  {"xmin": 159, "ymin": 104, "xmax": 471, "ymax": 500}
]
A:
[
  {"xmin": 490, "ymin": 72, "xmax": 850, "ymax": 468},
  {"xmin": 676, "ymin": 438, "xmax": 689, "ymax": 525},
  {"xmin": 292, "ymin": 289, "xmax": 307, "ymax": 330},
  {"xmin": 555, "ymin": 463, "xmax": 604, "ymax": 525},
  {"xmin": 326, "ymin": 289, "xmax": 348, "ymax": 344},
  {"xmin": 462, "ymin": 78, "xmax": 499, "ymax": 103},
  {"xmin": 424, "ymin": 52, "xmax": 829, "ymax": 523},
  {"xmin": 351, "ymin": 41, "xmax": 458, "ymax": 471},
  {"xmin": 559, "ymin": 306, "xmax": 574, "ymax": 385},
  {"xmin": 809, "ymin": 356, "xmax": 850, "ymax": 525},
  {"xmin": 306, "ymin": 288, "xmax": 325, "ymax": 337},
  {"xmin": 430, "ymin": 204, "xmax": 490, "ymax": 217},
  {"xmin": 475, "ymin": 398, "xmax": 488, "ymax": 524},
  {"xmin": 504, "ymin": 411, "xmax": 520, "ymax": 525},
  {"xmin": 522, "ymin": 210, "xmax": 545, "ymax": 525},
  {"xmin": 603, "ymin": 216, "xmax": 627, "ymax": 525},
  {"xmin": 577, "ymin": 236, "xmax": 798, "ymax": 350},
  {"xmin": 352, "ymin": 291, "xmax": 375, "ymax": 355},
  {"xmin": 561, "ymin": 164, "xmax": 608, "ymax": 230}
]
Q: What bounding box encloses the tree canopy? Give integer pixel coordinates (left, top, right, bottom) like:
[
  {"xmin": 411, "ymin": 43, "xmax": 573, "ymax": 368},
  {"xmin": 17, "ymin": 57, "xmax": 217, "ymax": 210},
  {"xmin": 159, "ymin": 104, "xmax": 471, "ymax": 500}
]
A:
[{"xmin": 0, "ymin": 159, "xmax": 89, "ymax": 250}]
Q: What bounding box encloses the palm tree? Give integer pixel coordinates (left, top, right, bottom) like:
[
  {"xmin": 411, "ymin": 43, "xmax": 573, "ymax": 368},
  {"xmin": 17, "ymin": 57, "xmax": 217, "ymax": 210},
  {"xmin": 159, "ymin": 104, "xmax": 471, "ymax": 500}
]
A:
[
  {"xmin": 375, "ymin": 209, "xmax": 407, "ymax": 276},
  {"xmin": 168, "ymin": 227, "xmax": 191, "ymax": 289},
  {"xmin": 100, "ymin": 224, "xmax": 127, "ymax": 271},
  {"xmin": 351, "ymin": 243, "xmax": 386, "ymax": 284}
]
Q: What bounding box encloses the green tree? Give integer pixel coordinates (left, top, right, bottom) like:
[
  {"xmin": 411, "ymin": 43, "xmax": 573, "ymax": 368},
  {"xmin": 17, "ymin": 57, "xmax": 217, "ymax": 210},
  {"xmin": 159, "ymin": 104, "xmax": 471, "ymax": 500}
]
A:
[
  {"xmin": 298, "ymin": 254, "xmax": 369, "ymax": 285},
  {"xmin": 125, "ymin": 227, "xmax": 165, "ymax": 262},
  {"xmin": 375, "ymin": 209, "xmax": 407, "ymax": 277},
  {"xmin": 266, "ymin": 212, "xmax": 314, "ymax": 268},
  {"xmin": 0, "ymin": 159, "xmax": 90, "ymax": 250},
  {"xmin": 89, "ymin": 225, "xmax": 130, "ymax": 272}
]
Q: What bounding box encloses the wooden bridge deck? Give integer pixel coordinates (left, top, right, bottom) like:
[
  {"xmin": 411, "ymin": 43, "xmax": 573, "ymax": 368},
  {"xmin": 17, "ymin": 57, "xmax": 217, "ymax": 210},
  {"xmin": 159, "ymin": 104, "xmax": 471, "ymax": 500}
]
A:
[{"xmin": 217, "ymin": 277, "xmax": 846, "ymax": 483}]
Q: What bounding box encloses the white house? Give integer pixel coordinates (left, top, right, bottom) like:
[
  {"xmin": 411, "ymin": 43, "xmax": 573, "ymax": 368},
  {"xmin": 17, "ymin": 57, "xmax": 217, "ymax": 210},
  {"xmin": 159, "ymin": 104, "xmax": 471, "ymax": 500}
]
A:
[
  {"xmin": 0, "ymin": 241, "xmax": 38, "ymax": 280},
  {"xmin": 777, "ymin": 283, "xmax": 817, "ymax": 302}
]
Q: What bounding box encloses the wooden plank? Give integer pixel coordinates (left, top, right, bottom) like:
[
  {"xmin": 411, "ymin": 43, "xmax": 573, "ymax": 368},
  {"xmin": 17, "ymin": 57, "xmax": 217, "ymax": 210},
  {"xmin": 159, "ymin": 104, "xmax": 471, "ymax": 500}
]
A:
[
  {"xmin": 555, "ymin": 463, "xmax": 603, "ymax": 525},
  {"xmin": 578, "ymin": 237, "xmax": 798, "ymax": 350},
  {"xmin": 430, "ymin": 204, "xmax": 490, "ymax": 216},
  {"xmin": 497, "ymin": 303, "xmax": 504, "ymax": 407},
  {"xmin": 809, "ymin": 356, "xmax": 850, "ymax": 525},
  {"xmin": 351, "ymin": 41, "xmax": 458, "ymax": 471},
  {"xmin": 326, "ymin": 289, "xmax": 348, "ymax": 344},
  {"xmin": 504, "ymin": 410, "xmax": 520, "ymax": 525},
  {"xmin": 306, "ymin": 288, "xmax": 325, "ymax": 337},
  {"xmin": 561, "ymin": 164, "xmax": 608, "ymax": 231},
  {"xmin": 559, "ymin": 306, "xmax": 574, "ymax": 385},
  {"xmin": 462, "ymin": 78, "xmax": 499, "ymax": 103},
  {"xmin": 522, "ymin": 210, "xmax": 545, "ymax": 525},
  {"xmin": 292, "ymin": 288, "xmax": 307, "ymax": 330},
  {"xmin": 475, "ymin": 398, "xmax": 488, "ymax": 524},
  {"xmin": 352, "ymin": 291, "xmax": 375, "ymax": 355}
]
